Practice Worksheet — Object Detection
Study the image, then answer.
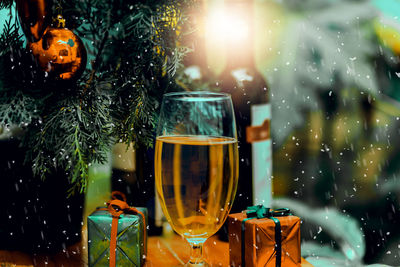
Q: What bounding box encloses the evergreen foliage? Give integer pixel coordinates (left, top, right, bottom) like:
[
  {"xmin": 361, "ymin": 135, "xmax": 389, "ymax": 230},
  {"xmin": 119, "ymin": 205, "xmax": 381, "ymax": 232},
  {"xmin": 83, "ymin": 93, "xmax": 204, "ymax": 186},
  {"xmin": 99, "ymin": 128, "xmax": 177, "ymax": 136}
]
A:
[{"xmin": 0, "ymin": 0, "xmax": 193, "ymax": 193}]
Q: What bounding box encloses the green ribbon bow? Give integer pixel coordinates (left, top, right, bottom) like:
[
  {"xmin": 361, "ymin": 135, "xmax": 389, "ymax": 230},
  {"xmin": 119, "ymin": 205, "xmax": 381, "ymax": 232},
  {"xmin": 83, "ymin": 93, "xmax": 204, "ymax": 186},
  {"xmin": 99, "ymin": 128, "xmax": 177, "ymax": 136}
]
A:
[
  {"xmin": 246, "ymin": 204, "xmax": 270, "ymax": 218},
  {"xmin": 241, "ymin": 205, "xmax": 292, "ymax": 267}
]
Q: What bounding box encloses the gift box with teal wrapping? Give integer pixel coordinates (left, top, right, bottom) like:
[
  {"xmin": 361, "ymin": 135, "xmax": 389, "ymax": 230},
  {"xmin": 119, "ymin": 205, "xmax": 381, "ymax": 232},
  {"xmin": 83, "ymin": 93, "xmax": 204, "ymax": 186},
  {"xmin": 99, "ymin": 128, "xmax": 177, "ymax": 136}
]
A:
[
  {"xmin": 229, "ymin": 205, "xmax": 301, "ymax": 267},
  {"xmin": 88, "ymin": 192, "xmax": 147, "ymax": 267}
]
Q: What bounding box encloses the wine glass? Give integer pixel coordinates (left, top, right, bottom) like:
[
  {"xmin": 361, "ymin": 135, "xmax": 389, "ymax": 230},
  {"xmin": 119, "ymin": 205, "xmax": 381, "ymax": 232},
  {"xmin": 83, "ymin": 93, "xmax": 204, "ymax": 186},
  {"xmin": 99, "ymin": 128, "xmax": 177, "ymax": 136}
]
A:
[{"xmin": 155, "ymin": 91, "xmax": 239, "ymax": 266}]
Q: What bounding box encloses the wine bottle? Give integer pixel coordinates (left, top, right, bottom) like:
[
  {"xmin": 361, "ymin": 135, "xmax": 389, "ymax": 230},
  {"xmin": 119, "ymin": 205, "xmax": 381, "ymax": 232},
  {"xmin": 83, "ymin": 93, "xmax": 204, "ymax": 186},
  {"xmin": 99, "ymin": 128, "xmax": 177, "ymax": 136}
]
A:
[
  {"xmin": 183, "ymin": 0, "xmax": 271, "ymax": 240},
  {"xmin": 218, "ymin": 0, "xmax": 272, "ymax": 213}
]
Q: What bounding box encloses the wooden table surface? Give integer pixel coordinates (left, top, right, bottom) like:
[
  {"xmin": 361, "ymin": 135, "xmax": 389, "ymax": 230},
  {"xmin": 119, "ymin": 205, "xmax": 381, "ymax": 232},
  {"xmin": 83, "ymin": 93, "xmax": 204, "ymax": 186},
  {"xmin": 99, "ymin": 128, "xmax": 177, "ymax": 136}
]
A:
[{"xmin": 0, "ymin": 234, "xmax": 313, "ymax": 266}]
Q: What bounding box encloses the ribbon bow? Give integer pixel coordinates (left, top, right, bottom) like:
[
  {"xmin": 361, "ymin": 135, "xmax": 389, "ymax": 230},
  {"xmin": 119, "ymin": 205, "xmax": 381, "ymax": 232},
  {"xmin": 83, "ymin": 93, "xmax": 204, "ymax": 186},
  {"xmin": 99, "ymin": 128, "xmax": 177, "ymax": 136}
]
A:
[
  {"xmin": 242, "ymin": 205, "xmax": 292, "ymax": 267},
  {"xmin": 246, "ymin": 204, "xmax": 270, "ymax": 218},
  {"xmin": 99, "ymin": 191, "xmax": 146, "ymax": 267},
  {"xmin": 246, "ymin": 205, "xmax": 292, "ymax": 219}
]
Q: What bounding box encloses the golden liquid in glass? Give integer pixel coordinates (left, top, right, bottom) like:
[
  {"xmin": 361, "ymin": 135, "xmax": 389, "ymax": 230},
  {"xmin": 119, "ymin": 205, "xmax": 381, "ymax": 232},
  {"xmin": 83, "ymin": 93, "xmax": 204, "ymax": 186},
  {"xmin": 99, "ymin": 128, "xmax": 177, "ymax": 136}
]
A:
[{"xmin": 155, "ymin": 136, "xmax": 239, "ymax": 239}]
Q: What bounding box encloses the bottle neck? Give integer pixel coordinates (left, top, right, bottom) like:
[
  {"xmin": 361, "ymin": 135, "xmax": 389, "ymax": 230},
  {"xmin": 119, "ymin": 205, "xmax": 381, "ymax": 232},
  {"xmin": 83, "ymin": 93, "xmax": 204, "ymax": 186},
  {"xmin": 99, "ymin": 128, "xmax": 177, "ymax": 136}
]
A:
[{"xmin": 225, "ymin": 45, "xmax": 255, "ymax": 69}]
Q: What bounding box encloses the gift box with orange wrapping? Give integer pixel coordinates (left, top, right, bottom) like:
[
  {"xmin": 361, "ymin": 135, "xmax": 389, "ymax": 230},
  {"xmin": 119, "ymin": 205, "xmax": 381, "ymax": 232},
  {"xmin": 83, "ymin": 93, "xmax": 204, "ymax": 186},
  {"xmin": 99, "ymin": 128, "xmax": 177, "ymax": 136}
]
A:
[{"xmin": 228, "ymin": 205, "xmax": 301, "ymax": 267}]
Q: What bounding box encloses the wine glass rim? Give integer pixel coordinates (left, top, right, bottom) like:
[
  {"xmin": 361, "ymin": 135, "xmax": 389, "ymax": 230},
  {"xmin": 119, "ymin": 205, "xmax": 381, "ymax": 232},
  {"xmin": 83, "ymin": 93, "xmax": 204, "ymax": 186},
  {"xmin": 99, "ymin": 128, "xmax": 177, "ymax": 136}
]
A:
[{"xmin": 163, "ymin": 91, "xmax": 231, "ymax": 101}]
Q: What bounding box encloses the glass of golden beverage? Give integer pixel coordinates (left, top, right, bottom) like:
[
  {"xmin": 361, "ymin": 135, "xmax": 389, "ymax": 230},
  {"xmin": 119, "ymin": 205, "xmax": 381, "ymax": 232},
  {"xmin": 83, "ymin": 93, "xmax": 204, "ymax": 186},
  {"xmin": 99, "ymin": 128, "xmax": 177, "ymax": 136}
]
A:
[{"xmin": 155, "ymin": 92, "xmax": 239, "ymax": 266}]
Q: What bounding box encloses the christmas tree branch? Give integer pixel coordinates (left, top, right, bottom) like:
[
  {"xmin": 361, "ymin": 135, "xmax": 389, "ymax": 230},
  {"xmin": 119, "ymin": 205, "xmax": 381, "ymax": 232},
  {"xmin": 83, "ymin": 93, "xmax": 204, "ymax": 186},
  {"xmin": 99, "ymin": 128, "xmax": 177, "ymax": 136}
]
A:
[
  {"xmin": 0, "ymin": 0, "xmax": 193, "ymax": 193},
  {"xmin": 71, "ymin": 123, "xmax": 88, "ymax": 193}
]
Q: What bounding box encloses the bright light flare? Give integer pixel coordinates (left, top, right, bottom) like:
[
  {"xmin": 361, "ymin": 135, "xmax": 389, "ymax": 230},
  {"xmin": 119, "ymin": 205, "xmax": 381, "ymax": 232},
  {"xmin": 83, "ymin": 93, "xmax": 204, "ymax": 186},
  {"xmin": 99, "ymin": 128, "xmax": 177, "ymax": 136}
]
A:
[{"xmin": 206, "ymin": 10, "xmax": 250, "ymax": 43}]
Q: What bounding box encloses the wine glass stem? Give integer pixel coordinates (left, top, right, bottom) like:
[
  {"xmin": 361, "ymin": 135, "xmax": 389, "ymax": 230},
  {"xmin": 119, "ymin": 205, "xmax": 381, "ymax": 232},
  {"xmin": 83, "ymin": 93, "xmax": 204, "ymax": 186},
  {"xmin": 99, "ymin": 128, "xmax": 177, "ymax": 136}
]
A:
[{"xmin": 188, "ymin": 240, "xmax": 205, "ymax": 265}]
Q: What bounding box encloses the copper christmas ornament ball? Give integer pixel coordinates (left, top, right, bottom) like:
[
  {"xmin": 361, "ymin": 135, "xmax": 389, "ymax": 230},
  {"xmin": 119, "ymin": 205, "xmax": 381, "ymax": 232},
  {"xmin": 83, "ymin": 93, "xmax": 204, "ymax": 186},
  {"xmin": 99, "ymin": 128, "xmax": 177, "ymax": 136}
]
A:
[{"xmin": 28, "ymin": 28, "xmax": 87, "ymax": 81}]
